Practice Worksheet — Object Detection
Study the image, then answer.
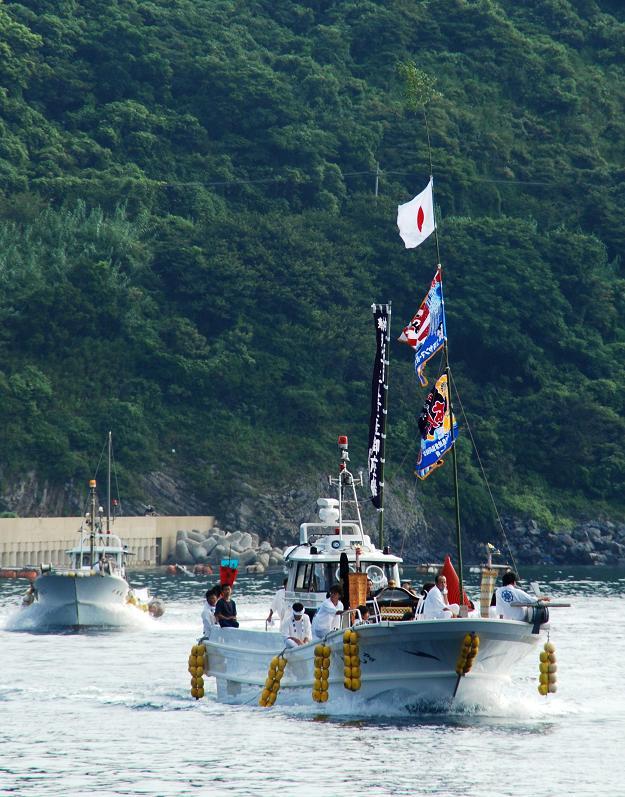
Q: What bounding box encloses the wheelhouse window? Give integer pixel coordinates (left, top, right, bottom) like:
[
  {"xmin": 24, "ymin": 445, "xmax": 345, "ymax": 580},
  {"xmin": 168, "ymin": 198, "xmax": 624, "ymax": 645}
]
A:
[
  {"xmin": 362, "ymin": 561, "xmax": 400, "ymax": 585},
  {"xmin": 294, "ymin": 562, "xmax": 332, "ymax": 592}
]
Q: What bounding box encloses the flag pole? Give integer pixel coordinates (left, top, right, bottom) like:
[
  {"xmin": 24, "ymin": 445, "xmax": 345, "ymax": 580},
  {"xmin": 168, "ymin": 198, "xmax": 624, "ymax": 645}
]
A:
[
  {"xmin": 442, "ymin": 287, "xmax": 464, "ymax": 605},
  {"xmin": 399, "ymin": 62, "xmax": 464, "ymax": 597},
  {"xmin": 378, "ymin": 301, "xmax": 391, "ymax": 550},
  {"xmin": 423, "ymin": 107, "xmax": 442, "ymax": 270},
  {"xmin": 424, "ymin": 108, "xmax": 464, "ymax": 604},
  {"xmin": 422, "ymin": 105, "xmax": 464, "ymax": 606}
]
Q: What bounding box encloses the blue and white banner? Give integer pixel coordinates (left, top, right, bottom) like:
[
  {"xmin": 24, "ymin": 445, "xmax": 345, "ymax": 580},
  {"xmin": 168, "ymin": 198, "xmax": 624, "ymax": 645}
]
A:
[
  {"xmin": 415, "ymin": 373, "xmax": 458, "ymax": 480},
  {"xmin": 398, "ymin": 267, "xmax": 446, "ymax": 386}
]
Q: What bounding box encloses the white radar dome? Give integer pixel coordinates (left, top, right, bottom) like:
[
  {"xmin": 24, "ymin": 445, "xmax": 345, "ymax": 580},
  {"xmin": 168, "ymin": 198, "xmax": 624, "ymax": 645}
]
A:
[
  {"xmin": 318, "ymin": 506, "xmax": 340, "ymax": 524},
  {"xmin": 317, "ymin": 498, "xmax": 339, "ymax": 508}
]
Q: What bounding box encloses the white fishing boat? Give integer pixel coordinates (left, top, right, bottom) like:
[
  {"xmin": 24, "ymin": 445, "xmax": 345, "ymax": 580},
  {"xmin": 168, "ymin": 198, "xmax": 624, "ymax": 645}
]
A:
[
  {"xmin": 27, "ymin": 434, "xmax": 164, "ymax": 628},
  {"xmin": 195, "ymin": 437, "xmax": 550, "ymax": 711},
  {"xmin": 191, "ymin": 175, "xmax": 561, "ymax": 712},
  {"xmin": 32, "ymin": 527, "xmax": 132, "ymax": 627}
]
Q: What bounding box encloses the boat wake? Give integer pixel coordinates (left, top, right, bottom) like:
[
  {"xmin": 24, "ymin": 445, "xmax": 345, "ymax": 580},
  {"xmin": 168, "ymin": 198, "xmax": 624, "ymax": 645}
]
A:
[
  {"xmin": 239, "ymin": 684, "xmax": 576, "ymax": 725},
  {"xmin": 2, "ymin": 601, "xmax": 156, "ymax": 633}
]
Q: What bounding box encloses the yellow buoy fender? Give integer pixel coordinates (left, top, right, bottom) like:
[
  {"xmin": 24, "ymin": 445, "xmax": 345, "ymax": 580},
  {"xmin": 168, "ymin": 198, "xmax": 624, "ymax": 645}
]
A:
[
  {"xmin": 188, "ymin": 643, "xmax": 208, "ymax": 700},
  {"xmin": 538, "ymin": 641, "xmax": 558, "ymax": 695},
  {"xmin": 259, "ymin": 655, "xmax": 287, "ymax": 707},
  {"xmin": 313, "ymin": 645, "xmax": 330, "ymax": 702},
  {"xmin": 455, "ymin": 632, "xmax": 480, "ymax": 676},
  {"xmin": 343, "ymin": 629, "xmax": 361, "ymax": 691}
]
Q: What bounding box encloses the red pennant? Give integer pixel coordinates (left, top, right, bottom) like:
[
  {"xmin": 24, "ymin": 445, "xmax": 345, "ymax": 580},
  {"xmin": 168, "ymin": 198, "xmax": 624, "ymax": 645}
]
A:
[{"xmin": 441, "ymin": 555, "xmax": 471, "ymax": 607}]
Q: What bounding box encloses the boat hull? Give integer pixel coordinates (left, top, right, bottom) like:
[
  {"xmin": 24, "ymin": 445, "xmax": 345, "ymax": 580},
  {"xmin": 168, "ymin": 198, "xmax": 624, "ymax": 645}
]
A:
[
  {"xmin": 32, "ymin": 572, "xmax": 130, "ymax": 627},
  {"xmin": 201, "ymin": 618, "xmax": 543, "ymax": 711}
]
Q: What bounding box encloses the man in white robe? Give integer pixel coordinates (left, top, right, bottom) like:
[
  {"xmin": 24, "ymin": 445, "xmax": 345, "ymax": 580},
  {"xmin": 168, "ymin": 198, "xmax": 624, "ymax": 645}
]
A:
[
  {"xmin": 281, "ymin": 602, "xmax": 312, "ymax": 647},
  {"xmin": 266, "ymin": 578, "xmax": 288, "ymax": 626},
  {"xmin": 422, "ymin": 575, "xmax": 459, "ymax": 619},
  {"xmin": 495, "ymin": 572, "xmax": 549, "ymax": 620},
  {"xmin": 311, "ymin": 585, "xmax": 344, "ymax": 639}
]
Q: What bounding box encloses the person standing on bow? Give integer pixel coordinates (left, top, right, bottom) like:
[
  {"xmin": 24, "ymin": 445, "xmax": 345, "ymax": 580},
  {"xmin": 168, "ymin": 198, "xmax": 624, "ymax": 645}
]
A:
[
  {"xmin": 311, "ymin": 584, "xmax": 344, "ymax": 639},
  {"xmin": 214, "ymin": 584, "xmax": 239, "ymax": 628},
  {"xmin": 281, "ymin": 602, "xmax": 312, "ymax": 647},
  {"xmin": 422, "ymin": 574, "xmax": 459, "ymax": 619},
  {"xmin": 266, "ymin": 578, "xmax": 288, "ymax": 626}
]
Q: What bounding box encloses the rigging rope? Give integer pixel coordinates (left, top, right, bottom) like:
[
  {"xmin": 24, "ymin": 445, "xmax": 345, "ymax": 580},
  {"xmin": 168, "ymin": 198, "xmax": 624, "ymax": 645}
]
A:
[
  {"xmin": 33, "ymin": 167, "xmax": 575, "ymax": 191},
  {"xmin": 448, "ymin": 369, "xmax": 520, "ymax": 576},
  {"xmin": 110, "ymin": 441, "xmax": 123, "ymax": 517}
]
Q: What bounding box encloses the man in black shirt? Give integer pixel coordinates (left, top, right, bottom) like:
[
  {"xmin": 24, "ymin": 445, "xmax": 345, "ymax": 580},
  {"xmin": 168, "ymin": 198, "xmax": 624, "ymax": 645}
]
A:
[{"xmin": 214, "ymin": 584, "xmax": 239, "ymax": 628}]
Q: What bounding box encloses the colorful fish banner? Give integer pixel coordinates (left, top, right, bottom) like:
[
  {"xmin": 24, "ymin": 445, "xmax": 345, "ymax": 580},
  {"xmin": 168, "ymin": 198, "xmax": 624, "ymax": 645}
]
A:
[
  {"xmin": 398, "ymin": 267, "xmax": 446, "ymax": 386},
  {"xmin": 415, "ymin": 372, "xmax": 458, "ymax": 480},
  {"xmin": 368, "ymin": 303, "xmax": 391, "ymax": 508}
]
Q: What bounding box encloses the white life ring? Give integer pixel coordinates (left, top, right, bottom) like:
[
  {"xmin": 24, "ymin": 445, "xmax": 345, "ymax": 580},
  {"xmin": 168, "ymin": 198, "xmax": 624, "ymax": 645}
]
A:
[
  {"xmin": 366, "ymin": 564, "xmax": 387, "ymax": 589},
  {"xmin": 335, "ymin": 564, "xmax": 356, "ymax": 581}
]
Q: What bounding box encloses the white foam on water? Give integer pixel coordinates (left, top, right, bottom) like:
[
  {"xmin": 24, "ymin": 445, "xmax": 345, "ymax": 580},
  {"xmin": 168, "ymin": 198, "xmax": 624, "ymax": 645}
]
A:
[{"xmin": 2, "ymin": 598, "xmax": 158, "ymax": 632}]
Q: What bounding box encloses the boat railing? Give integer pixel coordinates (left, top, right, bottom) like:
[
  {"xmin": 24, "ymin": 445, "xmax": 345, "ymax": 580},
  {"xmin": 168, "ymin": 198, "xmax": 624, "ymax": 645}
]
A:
[
  {"xmin": 40, "ymin": 562, "xmax": 123, "ymax": 576},
  {"xmin": 300, "ymin": 522, "xmax": 362, "ymax": 544},
  {"xmin": 370, "ymin": 596, "xmax": 382, "ymax": 624},
  {"xmin": 413, "ymin": 595, "xmax": 426, "ymax": 618}
]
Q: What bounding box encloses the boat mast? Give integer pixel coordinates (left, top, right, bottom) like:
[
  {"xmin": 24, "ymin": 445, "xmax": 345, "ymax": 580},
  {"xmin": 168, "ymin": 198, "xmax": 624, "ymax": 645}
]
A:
[
  {"xmin": 89, "ymin": 478, "xmax": 97, "ymax": 565},
  {"xmin": 443, "ymin": 335, "xmax": 464, "ymax": 603},
  {"xmin": 336, "ymin": 436, "xmax": 366, "ymax": 544},
  {"xmin": 337, "ymin": 439, "xmax": 344, "ymax": 539},
  {"xmin": 428, "ymin": 184, "xmax": 464, "ymax": 601},
  {"xmin": 422, "ymin": 87, "xmax": 465, "ymax": 603},
  {"xmin": 106, "ymin": 431, "xmax": 111, "ymax": 533}
]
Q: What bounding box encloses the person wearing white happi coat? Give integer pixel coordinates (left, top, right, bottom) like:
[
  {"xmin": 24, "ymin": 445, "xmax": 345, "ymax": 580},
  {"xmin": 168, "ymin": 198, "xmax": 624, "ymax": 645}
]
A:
[
  {"xmin": 311, "ymin": 585, "xmax": 344, "ymax": 639},
  {"xmin": 281, "ymin": 602, "xmax": 312, "ymax": 647},
  {"xmin": 266, "ymin": 578, "xmax": 288, "ymax": 626},
  {"xmin": 201, "ymin": 589, "xmax": 218, "ymax": 635},
  {"xmin": 495, "ymin": 571, "xmax": 549, "ymax": 621},
  {"xmin": 422, "ymin": 575, "xmax": 458, "ymax": 619}
]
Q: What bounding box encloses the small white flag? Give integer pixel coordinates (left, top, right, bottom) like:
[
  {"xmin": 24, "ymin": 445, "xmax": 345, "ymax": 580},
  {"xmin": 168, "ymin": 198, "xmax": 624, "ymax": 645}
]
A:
[{"xmin": 397, "ymin": 178, "xmax": 435, "ymax": 249}]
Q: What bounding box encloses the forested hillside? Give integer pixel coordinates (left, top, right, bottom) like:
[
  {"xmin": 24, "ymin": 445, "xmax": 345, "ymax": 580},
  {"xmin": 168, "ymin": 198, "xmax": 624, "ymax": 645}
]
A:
[{"xmin": 1, "ymin": 0, "xmax": 625, "ymax": 535}]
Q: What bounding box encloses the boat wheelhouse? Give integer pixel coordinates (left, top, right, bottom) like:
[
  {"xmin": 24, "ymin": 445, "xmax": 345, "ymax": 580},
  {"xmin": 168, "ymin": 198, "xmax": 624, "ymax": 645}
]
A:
[{"xmin": 283, "ymin": 496, "xmax": 401, "ymax": 615}]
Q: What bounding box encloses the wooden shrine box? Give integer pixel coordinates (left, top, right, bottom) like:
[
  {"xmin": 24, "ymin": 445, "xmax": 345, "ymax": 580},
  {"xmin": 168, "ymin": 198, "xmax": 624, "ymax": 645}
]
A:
[{"xmin": 346, "ymin": 572, "xmax": 368, "ymax": 609}]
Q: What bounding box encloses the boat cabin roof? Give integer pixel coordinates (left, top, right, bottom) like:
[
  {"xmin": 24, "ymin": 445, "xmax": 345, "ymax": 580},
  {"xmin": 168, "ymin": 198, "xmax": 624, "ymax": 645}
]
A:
[
  {"xmin": 287, "ymin": 520, "xmax": 401, "ymax": 564},
  {"xmin": 66, "ymin": 532, "xmax": 127, "ymax": 556}
]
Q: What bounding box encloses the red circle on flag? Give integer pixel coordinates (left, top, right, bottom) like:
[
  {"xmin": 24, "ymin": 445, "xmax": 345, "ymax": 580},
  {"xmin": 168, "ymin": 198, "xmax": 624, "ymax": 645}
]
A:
[{"xmin": 417, "ymin": 206, "xmax": 425, "ymax": 232}]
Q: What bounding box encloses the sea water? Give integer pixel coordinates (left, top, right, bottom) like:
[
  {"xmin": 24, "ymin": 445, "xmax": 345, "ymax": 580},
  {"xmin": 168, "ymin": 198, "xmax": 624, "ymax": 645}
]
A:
[{"xmin": 1, "ymin": 567, "xmax": 624, "ymax": 797}]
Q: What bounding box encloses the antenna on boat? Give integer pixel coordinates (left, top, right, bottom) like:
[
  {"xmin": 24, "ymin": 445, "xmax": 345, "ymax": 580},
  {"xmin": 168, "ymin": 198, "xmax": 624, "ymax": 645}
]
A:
[
  {"xmin": 106, "ymin": 431, "xmax": 112, "ymax": 534},
  {"xmin": 89, "ymin": 478, "xmax": 97, "ymax": 565},
  {"xmin": 331, "ymin": 436, "xmax": 366, "ymax": 544}
]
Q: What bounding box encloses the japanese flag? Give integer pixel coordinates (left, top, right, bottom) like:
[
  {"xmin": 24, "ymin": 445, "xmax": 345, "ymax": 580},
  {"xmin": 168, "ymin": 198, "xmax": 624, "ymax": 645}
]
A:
[{"xmin": 397, "ymin": 178, "xmax": 435, "ymax": 249}]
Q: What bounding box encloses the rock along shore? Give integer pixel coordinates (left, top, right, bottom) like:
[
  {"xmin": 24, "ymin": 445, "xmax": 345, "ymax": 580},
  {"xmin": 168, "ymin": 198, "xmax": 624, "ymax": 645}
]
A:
[
  {"xmin": 502, "ymin": 517, "xmax": 625, "ymax": 567},
  {"xmin": 171, "ymin": 526, "xmax": 285, "ymax": 573}
]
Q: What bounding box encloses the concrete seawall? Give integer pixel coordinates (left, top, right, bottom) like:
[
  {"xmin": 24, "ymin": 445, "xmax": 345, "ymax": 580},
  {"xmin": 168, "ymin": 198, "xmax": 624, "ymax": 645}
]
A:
[{"xmin": 0, "ymin": 516, "xmax": 215, "ymax": 568}]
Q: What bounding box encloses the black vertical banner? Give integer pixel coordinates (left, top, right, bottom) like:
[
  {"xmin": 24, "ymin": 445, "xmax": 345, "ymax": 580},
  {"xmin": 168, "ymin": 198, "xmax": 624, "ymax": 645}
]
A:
[{"xmin": 368, "ymin": 303, "xmax": 390, "ymax": 509}]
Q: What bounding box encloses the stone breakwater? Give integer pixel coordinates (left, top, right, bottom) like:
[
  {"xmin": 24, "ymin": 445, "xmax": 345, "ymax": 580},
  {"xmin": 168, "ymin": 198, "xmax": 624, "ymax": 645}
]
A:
[
  {"xmin": 171, "ymin": 526, "xmax": 285, "ymax": 573},
  {"xmin": 504, "ymin": 518, "xmax": 625, "ymax": 566}
]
